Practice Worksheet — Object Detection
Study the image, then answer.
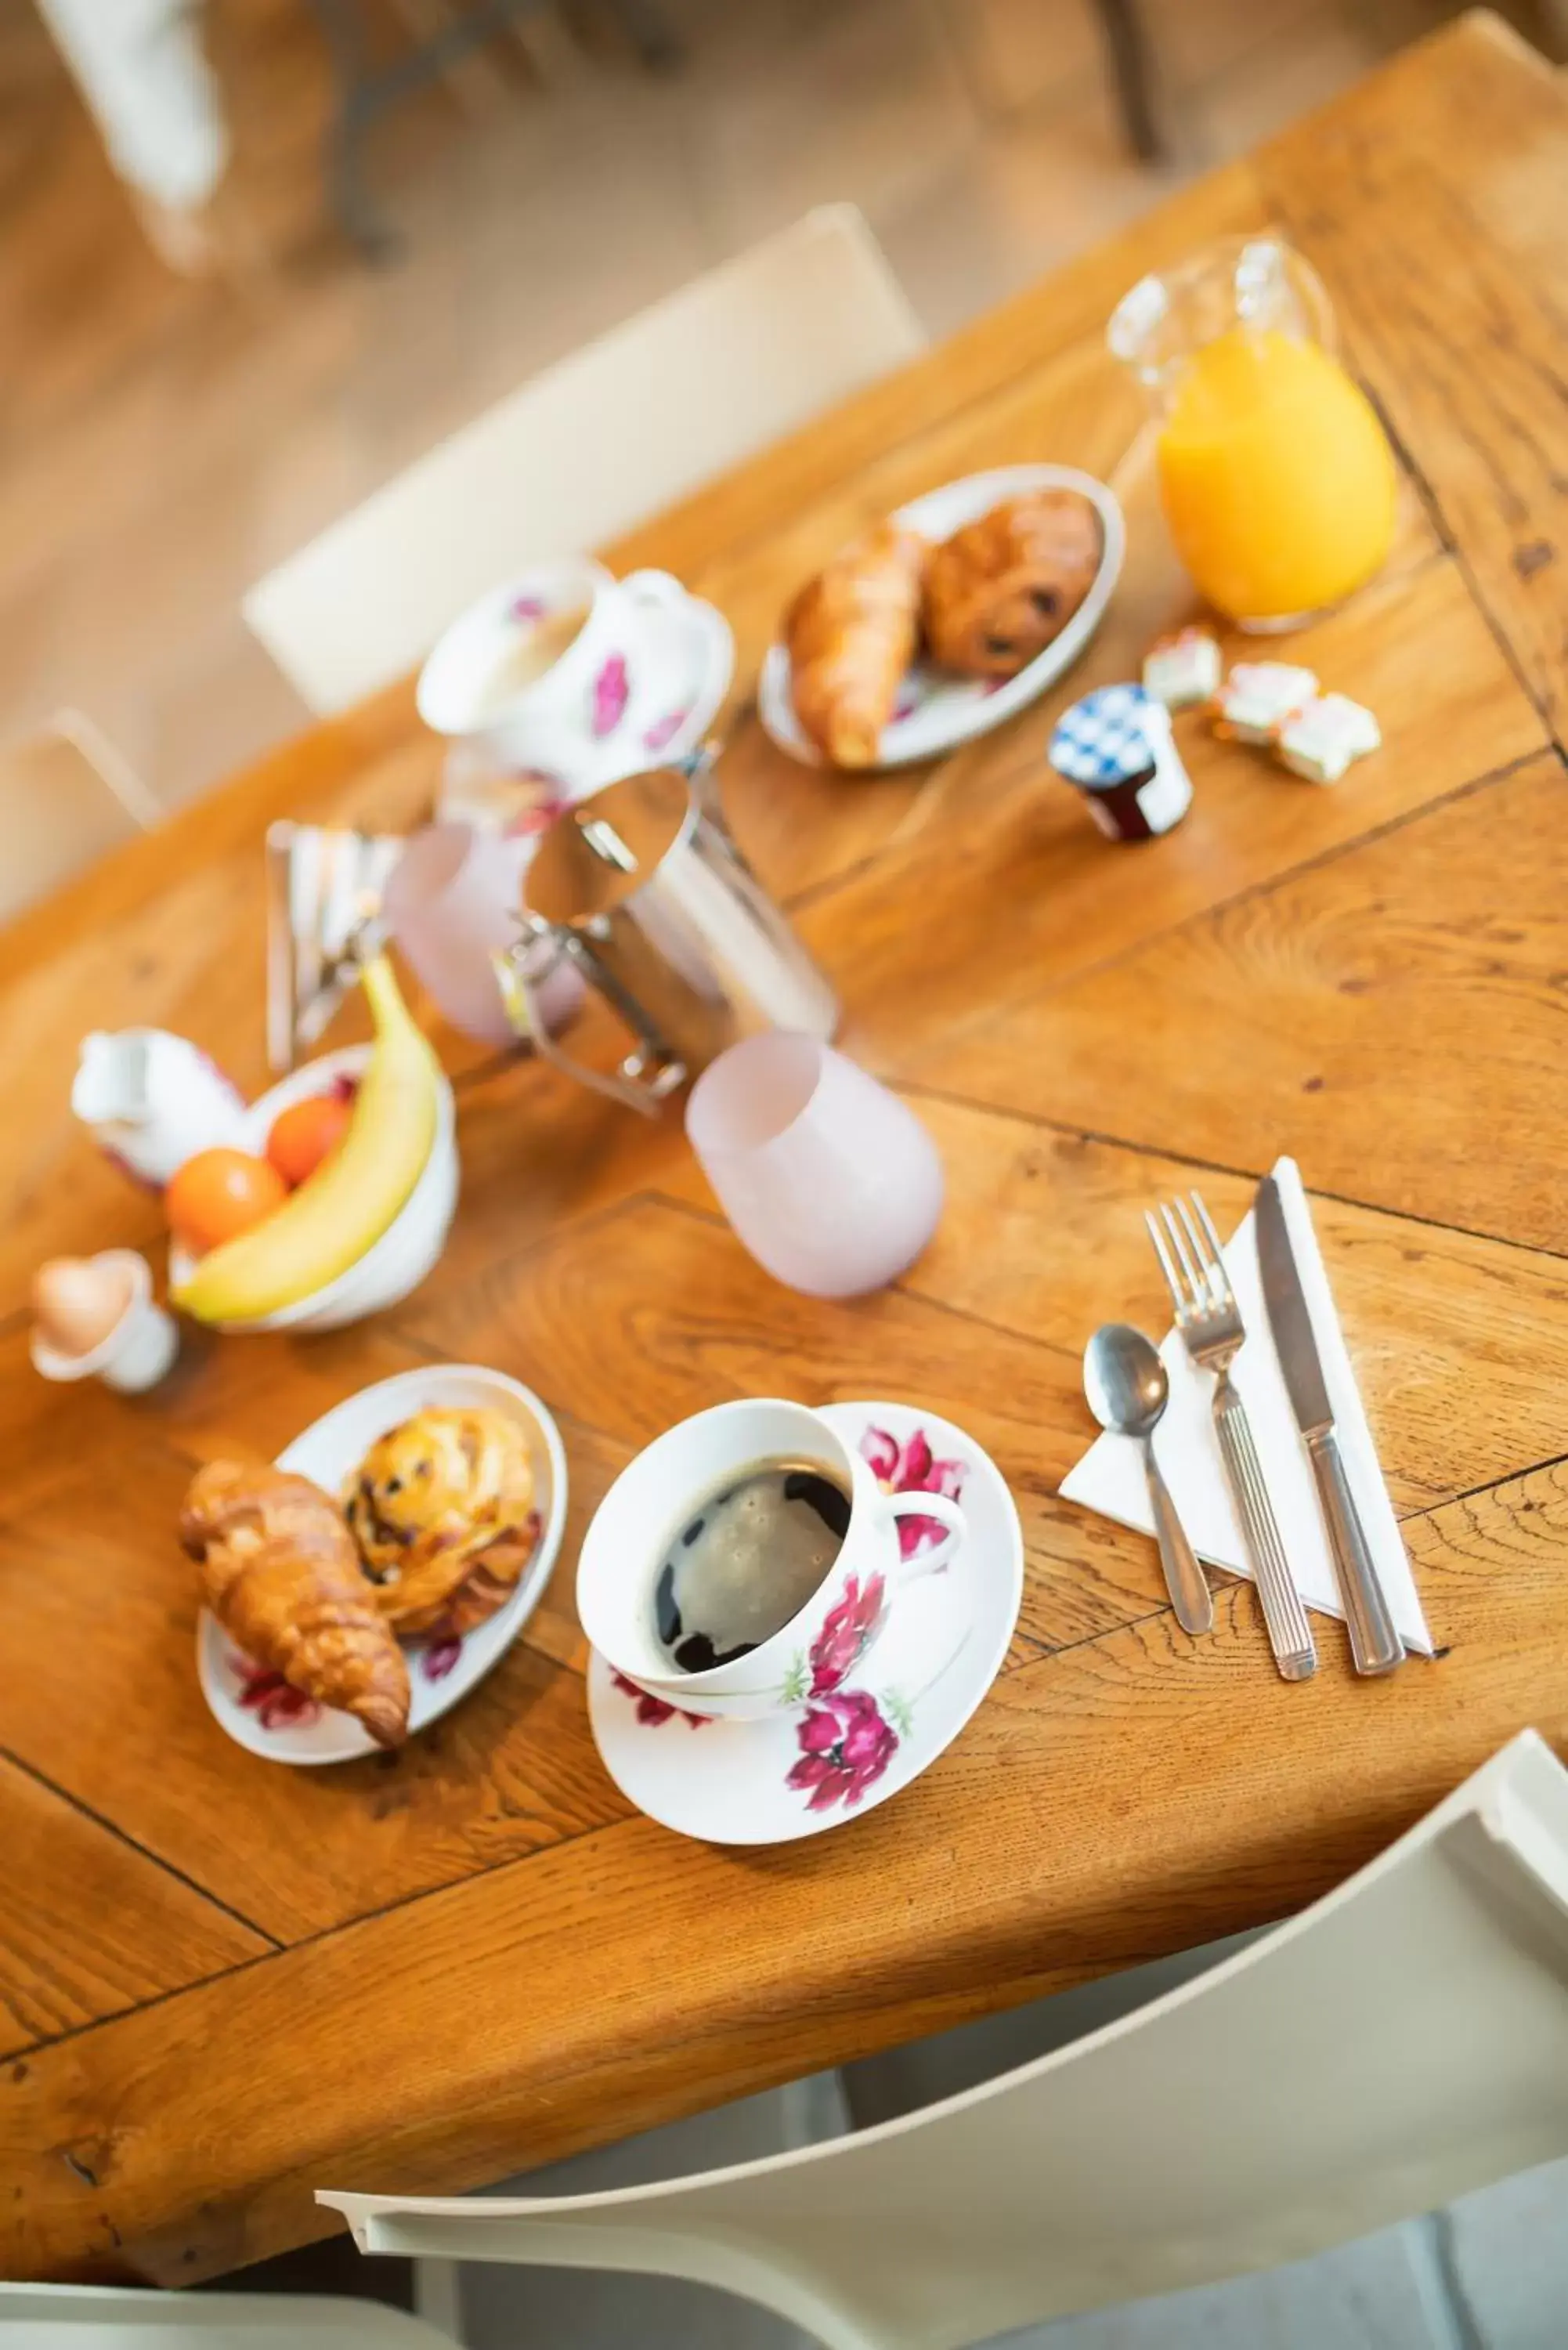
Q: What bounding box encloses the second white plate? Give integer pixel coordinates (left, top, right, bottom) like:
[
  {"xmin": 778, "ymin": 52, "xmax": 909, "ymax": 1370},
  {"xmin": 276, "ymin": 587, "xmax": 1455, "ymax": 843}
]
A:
[
  {"xmin": 197, "ymin": 1362, "xmax": 568, "ymax": 1765},
  {"xmin": 759, "ymin": 464, "xmax": 1125, "ymax": 774}
]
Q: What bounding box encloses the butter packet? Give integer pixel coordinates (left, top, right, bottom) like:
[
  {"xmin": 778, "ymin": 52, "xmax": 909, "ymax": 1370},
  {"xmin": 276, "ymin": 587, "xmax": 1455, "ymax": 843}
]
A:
[
  {"xmin": 1212, "ymin": 660, "xmax": 1318, "ymax": 744},
  {"xmin": 1274, "ymin": 692, "xmax": 1381, "ymax": 785},
  {"xmin": 1143, "ymin": 627, "xmax": 1222, "ymax": 710}
]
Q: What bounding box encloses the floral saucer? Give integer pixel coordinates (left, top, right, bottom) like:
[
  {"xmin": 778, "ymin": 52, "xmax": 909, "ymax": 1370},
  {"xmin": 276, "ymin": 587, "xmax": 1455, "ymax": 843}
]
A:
[
  {"xmin": 586, "ymin": 1401, "xmax": 1022, "ymax": 1846},
  {"xmin": 757, "ymin": 464, "xmax": 1124, "ymax": 775},
  {"xmin": 197, "ymin": 1364, "xmax": 568, "ymax": 1766},
  {"xmin": 438, "ymin": 579, "xmax": 733, "ymax": 837}
]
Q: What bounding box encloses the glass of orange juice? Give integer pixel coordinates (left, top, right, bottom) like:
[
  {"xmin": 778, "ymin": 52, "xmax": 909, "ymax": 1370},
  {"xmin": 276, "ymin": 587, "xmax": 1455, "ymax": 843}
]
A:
[{"xmin": 1107, "ymin": 238, "xmax": 1396, "ymax": 630}]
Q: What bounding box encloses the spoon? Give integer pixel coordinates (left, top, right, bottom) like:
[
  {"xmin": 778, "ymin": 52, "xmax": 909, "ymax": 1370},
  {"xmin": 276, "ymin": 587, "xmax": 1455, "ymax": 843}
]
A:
[{"xmin": 1083, "ymin": 1322, "xmax": 1213, "ymax": 1636}]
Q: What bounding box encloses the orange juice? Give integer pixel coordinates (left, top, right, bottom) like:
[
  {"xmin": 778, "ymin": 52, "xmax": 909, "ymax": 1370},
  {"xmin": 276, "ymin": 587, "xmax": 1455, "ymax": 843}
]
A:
[{"xmin": 1156, "ymin": 327, "xmax": 1397, "ymax": 624}]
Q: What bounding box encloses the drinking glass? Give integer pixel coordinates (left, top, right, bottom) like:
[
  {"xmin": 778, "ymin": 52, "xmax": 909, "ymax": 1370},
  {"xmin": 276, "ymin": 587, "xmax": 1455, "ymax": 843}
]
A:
[
  {"xmin": 685, "ymin": 1033, "xmax": 944, "ymax": 1298},
  {"xmin": 382, "ymin": 822, "xmax": 581, "ymax": 1045}
]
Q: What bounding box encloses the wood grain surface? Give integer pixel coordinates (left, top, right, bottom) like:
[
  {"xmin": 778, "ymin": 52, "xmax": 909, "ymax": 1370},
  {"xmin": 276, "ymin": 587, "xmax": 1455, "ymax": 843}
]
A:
[
  {"xmin": 0, "ymin": 1761, "xmax": 270, "ymax": 2060},
  {"xmin": 919, "ymin": 754, "xmax": 1568, "ymax": 1250},
  {"xmin": 5, "ymin": 10, "xmax": 1568, "ymax": 2287}
]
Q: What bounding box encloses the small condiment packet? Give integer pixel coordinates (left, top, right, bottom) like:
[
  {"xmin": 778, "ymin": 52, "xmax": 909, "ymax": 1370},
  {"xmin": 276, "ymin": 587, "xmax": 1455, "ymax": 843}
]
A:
[
  {"xmin": 1048, "ymin": 684, "xmax": 1193, "ymax": 842},
  {"xmin": 1142, "ymin": 627, "xmax": 1222, "ymax": 710},
  {"xmin": 1274, "ymin": 692, "xmax": 1381, "ymax": 785},
  {"xmin": 1212, "ymin": 661, "xmax": 1318, "ymax": 743}
]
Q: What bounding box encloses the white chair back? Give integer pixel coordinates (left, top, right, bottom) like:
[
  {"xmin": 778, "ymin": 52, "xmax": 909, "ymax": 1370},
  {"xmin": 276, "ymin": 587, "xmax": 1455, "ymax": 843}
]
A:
[
  {"xmin": 0, "ymin": 2283, "xmax": 456, "ymax": 2346},
  {"xmin": 243, "ymin": 205, "xmax": 925, "ymax": 715},
  {"xmin": 1, "ymin": 713, "xmax": 160, "ymax": 924},
  {"xmin": 323, "ymin": 1730, "xmax": 1568, "ymax": 2350}
]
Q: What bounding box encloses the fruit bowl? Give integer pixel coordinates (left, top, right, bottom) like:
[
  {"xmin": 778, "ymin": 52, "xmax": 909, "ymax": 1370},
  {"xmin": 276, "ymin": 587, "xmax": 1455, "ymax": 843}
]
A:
[{"xmin": 168, "ymin": 1046, "xmax": 458, "ymax": 1334}]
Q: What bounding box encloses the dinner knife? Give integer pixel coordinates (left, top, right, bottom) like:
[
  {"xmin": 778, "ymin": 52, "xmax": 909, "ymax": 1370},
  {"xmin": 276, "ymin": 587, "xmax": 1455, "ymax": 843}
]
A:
[{"xmin": 1255, "ymin": 1177, "xmax": 1404, "ymax": 1676}]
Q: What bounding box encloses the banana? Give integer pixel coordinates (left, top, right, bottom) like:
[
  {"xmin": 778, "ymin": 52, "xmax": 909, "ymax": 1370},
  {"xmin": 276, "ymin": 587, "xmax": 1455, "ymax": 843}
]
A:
[{"xmin": 174, "ymin": 956, "xmax": 442, "ymax": 1325}]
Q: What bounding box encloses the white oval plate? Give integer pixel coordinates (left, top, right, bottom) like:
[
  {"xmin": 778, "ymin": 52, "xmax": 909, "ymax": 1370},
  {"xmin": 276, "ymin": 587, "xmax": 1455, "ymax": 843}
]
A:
[
  {"xmin": 759, "ymin": 464, "xmax": 1125, "ymax": 774},
  {"xmin": 197, "ymin": 1364, "xmax": 568, "ymax": 1765}
]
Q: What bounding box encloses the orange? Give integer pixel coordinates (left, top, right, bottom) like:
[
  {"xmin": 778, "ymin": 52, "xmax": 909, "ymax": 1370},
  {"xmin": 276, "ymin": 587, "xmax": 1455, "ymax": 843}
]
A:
[
  {"xmin": 166, "ymin": 1148, "xmax": 287, "ymax": 1256},
  {"xmin": 266, "ymin": 1091, "xmax": 355, "ymax": 1188}
]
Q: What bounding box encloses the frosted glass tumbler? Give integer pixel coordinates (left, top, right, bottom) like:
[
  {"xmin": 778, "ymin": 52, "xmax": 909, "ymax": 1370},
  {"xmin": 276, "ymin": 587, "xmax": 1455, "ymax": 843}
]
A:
[
  {"xmin": 384, "ymin": 822, "xmax": 581, "ymax": 1045},
  {"xmin": 685, "ymin": 1033, "xmax": 944, "ymax": 1298}
]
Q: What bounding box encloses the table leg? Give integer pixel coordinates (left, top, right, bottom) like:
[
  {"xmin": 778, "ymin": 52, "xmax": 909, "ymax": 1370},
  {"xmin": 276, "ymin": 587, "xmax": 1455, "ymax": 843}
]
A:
[
  {"xmin": 1093, "ymin": 0, "xmax": 1164, "ymax": 163},
  {"xmin": 307, "ymin": 0, "xmax": 685, "ymax": 261}
]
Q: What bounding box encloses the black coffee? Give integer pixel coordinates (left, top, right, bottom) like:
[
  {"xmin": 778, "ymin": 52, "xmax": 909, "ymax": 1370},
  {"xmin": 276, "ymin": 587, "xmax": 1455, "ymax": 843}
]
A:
[{"xmin": 654, "ymin": 1456, "xmax": 853, "ymax": 1673}]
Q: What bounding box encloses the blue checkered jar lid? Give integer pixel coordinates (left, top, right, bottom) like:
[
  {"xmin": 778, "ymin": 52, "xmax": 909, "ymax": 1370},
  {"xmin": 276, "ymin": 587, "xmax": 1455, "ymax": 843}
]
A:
[{"xmin": 1049, "ymin": 683, "xmax": 1158, "ymax": 788}]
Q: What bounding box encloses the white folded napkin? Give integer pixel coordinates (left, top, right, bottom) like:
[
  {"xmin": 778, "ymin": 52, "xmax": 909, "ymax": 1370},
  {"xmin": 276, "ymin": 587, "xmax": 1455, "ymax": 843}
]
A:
[{"xmin": 1060, "ymin": 1155, "xmax": 1433, "ymax": 1654}]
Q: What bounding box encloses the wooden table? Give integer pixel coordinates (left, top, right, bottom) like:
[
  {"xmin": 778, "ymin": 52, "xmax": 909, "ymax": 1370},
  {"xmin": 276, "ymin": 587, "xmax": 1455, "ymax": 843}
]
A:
[{"xmin": 7, "ymin": 10, "xmax": 1568, "ymax": 2287}]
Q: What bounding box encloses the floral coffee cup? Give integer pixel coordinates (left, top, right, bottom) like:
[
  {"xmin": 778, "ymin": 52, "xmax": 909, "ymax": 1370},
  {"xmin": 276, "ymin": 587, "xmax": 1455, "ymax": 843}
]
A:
[
  {"xmin": 577, "ymin": 1397, "xmax": 973, "ymax": 1723},
  {"xmin": 417, "ymin": 559, "xmax": 695, "ymax": 794}
]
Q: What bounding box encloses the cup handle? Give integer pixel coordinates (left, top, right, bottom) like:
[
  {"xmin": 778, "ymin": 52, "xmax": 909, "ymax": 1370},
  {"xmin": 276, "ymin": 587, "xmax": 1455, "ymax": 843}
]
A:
[
  {"xmin": 883, "ymin": 1488, "xmax": 965, "ymax": 1577},
  {"xmin": 491, "ymin": 935, "xmax": 681, "ymax": 1119},
  {"xmin": 491, "ymin": 938, "xmax": 669, "ymax": 1117},
  {"xmin": 620, "ymin": 567, "xmax": 687, "ymax": 609}
]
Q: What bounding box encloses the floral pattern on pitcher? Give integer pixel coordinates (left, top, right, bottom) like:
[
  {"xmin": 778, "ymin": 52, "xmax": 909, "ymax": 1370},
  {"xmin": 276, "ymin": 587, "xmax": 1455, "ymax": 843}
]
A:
[
  {"xmin": 591, "ymin": 654, "xmax": 630, "ymax": 737},
  {"xmin": 644, "ymin": 707, "xmax": 691, "ymax": 754},
  {"xmin": 502, "ymin": 785, "xmax": 570, "ymax": 840}
]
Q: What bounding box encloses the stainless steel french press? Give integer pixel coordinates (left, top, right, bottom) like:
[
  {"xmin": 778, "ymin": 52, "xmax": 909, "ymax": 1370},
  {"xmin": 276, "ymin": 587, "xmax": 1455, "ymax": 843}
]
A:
[{"xmin": 494, "ymin": 756, "xmax": 837, "ymax": 1113}]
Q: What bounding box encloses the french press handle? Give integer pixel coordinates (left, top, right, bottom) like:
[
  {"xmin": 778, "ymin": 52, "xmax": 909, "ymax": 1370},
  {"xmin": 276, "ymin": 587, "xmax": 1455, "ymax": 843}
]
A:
[{"xmin": 492, "ymin": 921, "xmax": 685, "ymax": 1118}]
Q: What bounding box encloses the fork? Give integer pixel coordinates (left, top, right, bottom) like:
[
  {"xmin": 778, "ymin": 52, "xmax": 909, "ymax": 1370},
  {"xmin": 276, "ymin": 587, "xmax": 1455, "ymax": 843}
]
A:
[{"xmin": 1147, "ymin": 1192, "xmax": 1317, "ymax": 1683}]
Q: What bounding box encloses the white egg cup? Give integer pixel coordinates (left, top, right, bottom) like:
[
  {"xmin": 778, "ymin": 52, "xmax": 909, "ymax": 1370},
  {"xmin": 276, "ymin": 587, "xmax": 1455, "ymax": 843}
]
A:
[{"xmin": 31, "ymin": 1250, "xmax": 179, "ymax": 1394}]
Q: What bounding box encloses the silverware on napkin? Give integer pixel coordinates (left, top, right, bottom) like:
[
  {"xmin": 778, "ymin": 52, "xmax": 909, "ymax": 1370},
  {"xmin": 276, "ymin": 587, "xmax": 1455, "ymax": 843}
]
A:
[
  {"xmin": 1083, "ymin": 1322, "xmax": 1213, "ymax": 1636},
  {"xmin": 1148, "ymin": 1191, "xmax": 1317, "ymax": 1682},
  {"xmin": 1255, "ymin": 1175, "xmax": 1404, "ymax": 1677}
]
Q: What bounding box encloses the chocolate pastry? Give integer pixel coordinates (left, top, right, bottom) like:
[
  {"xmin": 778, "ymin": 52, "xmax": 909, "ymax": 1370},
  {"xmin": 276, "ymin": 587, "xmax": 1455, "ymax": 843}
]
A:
[{"xmin": 922, "ymin": 490, "xmax": 1101, "ymax": 679}]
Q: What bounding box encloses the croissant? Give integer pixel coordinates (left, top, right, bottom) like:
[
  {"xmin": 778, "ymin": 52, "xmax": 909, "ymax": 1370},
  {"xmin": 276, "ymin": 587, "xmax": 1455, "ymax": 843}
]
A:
[
  {"xmin": 922, "ymin": 491, "xmax": 1102, "ymax": 679},
  {"xmin": 181, "ymin": 1460, "xmax": 410, "ymax": 1748},
  {"xmin": 785, "ymin": 523, "xmax": 927, "ymax": 768},
  {"xmin": 345, "ymin": 1406, "xmax": 539, "ymax": 1638}
]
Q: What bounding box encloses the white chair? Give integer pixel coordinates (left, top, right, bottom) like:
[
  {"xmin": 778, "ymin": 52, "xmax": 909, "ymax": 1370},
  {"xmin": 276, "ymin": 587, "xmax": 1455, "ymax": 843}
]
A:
[
  {"xmin": 1, "ymin": 712, "xmax": 161, "ymax": 923},
  {"xmin": 243, "ymin": 205, "xmax": 926, "ymax": 716},
  {"xmin": 0, "ymin": 2283, "xmax": 456, "ymax": 2345},
  {"xmin": 323, "ymin": 1730, "xmax": 1568, "ymax": 2350}
]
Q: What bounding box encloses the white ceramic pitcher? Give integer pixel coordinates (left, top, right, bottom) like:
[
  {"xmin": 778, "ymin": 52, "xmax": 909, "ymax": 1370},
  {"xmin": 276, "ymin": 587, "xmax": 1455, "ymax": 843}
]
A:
[{"xmin": 72, "ymin": 1030, "xmax": 250, "ymax": 1188}]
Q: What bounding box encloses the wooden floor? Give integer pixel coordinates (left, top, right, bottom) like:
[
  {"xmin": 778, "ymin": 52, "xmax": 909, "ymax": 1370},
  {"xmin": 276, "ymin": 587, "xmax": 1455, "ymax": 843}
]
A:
[{"xmin": 0, "ymin": 0, "xmax": 1540, "ymax": 809}]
